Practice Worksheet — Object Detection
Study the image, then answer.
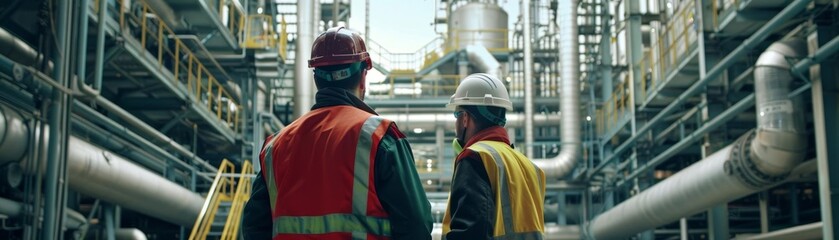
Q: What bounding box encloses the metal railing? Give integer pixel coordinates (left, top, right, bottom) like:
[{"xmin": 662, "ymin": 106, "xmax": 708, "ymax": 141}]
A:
[
  {"xmin": 189, "ymin": 159, "xmax": 237, "ymax": 240},
  {"xmin": 115, "ymin": 0, "xmax": 241, "ymax": 132},
  {"xmin": 189, "ymin": 159, "xmax": 254, "ymax": 240},
  {"xmin": 367, "ymin": 74, "xmax": 462, "ymax": 99},
  {"xmin": 638, "ymin": 0, "xmax": 697, "ymax": 102},
  {"xmin": 220, "ymin": 161, "xmax": 253, "ymax": 240},
  {"xmin": 445, "ymin": 28, "xmax": 510, "ymax": 53},
  {"xmin": 219, "ymin": 0, "xmax": 246, "ymax": 45},
  {"xmin": 596, "ymin": 75, "xmax": 630, "ymax": 135}
]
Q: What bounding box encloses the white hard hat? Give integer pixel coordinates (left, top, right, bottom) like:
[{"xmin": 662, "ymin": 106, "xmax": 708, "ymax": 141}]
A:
[{"xmin": 447, "ymin": 73, "xmax": 513, "ymax": 110}]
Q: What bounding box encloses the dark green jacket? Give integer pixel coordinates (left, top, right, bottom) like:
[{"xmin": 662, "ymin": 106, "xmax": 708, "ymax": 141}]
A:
[{"xmin": 242, "ymin": 88, "xmax": 433, "ymax": 239}]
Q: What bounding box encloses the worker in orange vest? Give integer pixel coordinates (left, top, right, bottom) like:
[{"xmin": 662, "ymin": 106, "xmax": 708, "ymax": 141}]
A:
[{"xmin": 242, "ymin": 27, "xmax": 433, "ymax": 240}]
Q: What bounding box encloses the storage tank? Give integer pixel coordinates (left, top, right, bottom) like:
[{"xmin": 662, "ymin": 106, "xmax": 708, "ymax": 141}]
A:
[{"xmin": 447, "ymin": 2, "xmax": 508, "ymax": 51}]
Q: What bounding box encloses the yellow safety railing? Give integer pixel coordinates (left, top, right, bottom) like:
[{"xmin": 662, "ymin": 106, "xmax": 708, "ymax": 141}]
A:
[
  {"xmin": 220, "ymin": 0, "xmax": 246, "ymax": 45},
  {"xmin": 189, "ymin": 159, "xmax": 254, "ymax": 240},
  {"xmin": 115, "ymin": 0, "xmax": 241, "ymax": 132},
  {"xmin": 278, "ymin": 15, "xmax": 288, "ymax": 60},
  {"xmin": 445, "ymin": 28, "xmax": 510, "ymax": 54},
  {"xmin": 190, "ymin": 159, "xmax": 236, "ymax": 240},
  {"xmin": 638, "ymin": 0, "xmax": 696, "ymax": 102},
  {"xmin": 220, "ymin": 161, "xmax": 254, "ymax": 240},
  {"xmin": 368, "ymin": 74, "xmax": 462, "ymax": 99},
  {"xmin": 243, "ymin": 14, "xmax": 277, "ymax": 49},
  {"xmin": 596, "ymin": 76, "xmax": 630, "ymax": 135}
]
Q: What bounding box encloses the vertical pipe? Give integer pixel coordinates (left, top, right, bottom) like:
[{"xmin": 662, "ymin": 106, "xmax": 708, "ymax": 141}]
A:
[
  {"xmin": 293, "ymin": 0, "xmax": 314, "ymax": 118},
  {"xmin": 760, "ymin": 191, "xmax": 769, "ymax": 233},
  {"xmin": 93, "ymin": 0, "xmax": 108, "ymax": 91},
  {"xmin": 332, "ymin": 0, "xmax": 339, "ymax": 27},
  {"xmin": 43, "ymin": 0, "xmax": 73, "ymax": 238},
  {"xmin": 76, "ymin": 0, "xmax": 90, "ymax": 89},
  {"xmin": 680, "ymin": 218, "xmax": 688, "ymax": 240},
  {"xmin": 105, "ymin": 204, "xmax": 116, "ymax": 240},
  {"xmin": 522, "ymin": 0, "xmax": 534, "ymax": 158},
  {"xmin": 364, "ymin": 0, "xmax": 369, "ymax": 42},
  {"xmin": 810, "ymin": 29, "xmax": 839, "ymax": 240}
]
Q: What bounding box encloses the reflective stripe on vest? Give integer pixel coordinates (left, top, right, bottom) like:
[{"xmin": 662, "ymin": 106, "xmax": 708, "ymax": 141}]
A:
[
  {"xmin": 262, "ymin": 115, "xmax": 391, "ymax": 239},
  {"xmin": 441, "ymin": 141, "xmax": 545, "ymax": 239}
]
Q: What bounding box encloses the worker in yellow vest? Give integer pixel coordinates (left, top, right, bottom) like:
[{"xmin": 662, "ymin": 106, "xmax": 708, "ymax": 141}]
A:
[{"xmin": 442, "ymin": 73, "xmax": 546, "ymax": 239}]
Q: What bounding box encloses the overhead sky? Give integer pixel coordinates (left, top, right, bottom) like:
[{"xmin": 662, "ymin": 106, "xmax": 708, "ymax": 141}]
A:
[{"xmin": 348, "ymin": 0, "xmax": 520, "ymax": 53}]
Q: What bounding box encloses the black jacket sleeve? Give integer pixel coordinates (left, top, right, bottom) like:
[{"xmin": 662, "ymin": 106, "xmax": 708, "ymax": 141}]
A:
[
  {"xmin": 242, "ymin": 171, "xmax": 273, "ymax": 239},
  {"xmin": 445, "ymin": 153, "xmax": 495, "ymax": 240},
  {"xmin": 374, "ymin": 132, "xmax": 434, "ymax": 239}
]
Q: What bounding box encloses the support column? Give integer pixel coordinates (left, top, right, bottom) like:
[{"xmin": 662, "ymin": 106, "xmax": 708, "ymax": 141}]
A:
[
  {"xmin": 625, "ymin": 0, "xmax": 649, "ymax": 239},
  {"xmin": 557, "ymin": 192, "xmax": 566, "ymax": 225},
  {"xmin": 523, "ymin": 0, "xmax": 534, "ymax": 158},
  {"xmin": 810, "ymin": 25, "xmax": 839, "ymax": 240},
  {"xmin": 759, "ymin": 191, "xmax": 769, "ymax": 233}
]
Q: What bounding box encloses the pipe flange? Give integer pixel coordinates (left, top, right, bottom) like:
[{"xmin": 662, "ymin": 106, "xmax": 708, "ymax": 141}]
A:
[{"xmin": 724, "ymin": 130, "xmax": 787, "ymax": 189}]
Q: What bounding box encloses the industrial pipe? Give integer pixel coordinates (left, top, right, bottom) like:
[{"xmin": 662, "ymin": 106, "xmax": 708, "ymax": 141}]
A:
[
  {"xmin": 532, "ymin": 0, "xmax": 580, "ymax": 179},
  {"xmin": 0, "ymin": 27, "xmax": 50, "ymax": 70},
  {"xmin": 465, "ymin": 45, "xmax": 501, "ymax": 77},
  {"xmin": 589, "ymin": 0, "xmax": 814, "ymax": 176},
  {"xmin": 31, "ymin": 137, "xmax": 204, "ymax": 226},
  {"xmin": 116, "ymin": 228, "xmax": 148, "ymax": 240},
  {"xmin": 522, "ymin": 0, "xmax": 534, "ymax": 157},
  {"xmin": 76, "ymin": 0, "xmax": 99, "ymax": 96},
  {"xmin": 0, "ymin": 105, "xmax": 28, "ymax": 165},
  {"xmin": 589, "ymin": 40, "xmax": 809, "ymax": 239},
  {"xmin": 294, "ymin": 0, "xmax": 314, "ymax": 118},
  {"xmin": 0, "ymin": 106, "xmax": 204, "ymax": 226},
  {"xmin": 0, "ymin": 196, "xmax": 87, "ymax": 230}
]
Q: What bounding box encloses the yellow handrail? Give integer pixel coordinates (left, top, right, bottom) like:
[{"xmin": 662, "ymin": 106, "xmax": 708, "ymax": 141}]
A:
[
  {"xmin": 115, "ymin": 0, "xmax": 241, "ymax": 132},
  {"xmin": 221, "ymin": 161, "xmax": 254, "ymax": 240},
  {"xmin": 637, "ymin": 0, "xmax": 696, "ymax": 104},
  {"xmin": 189, "ymin": 159, "xmax": 236, "ymax": 240}
]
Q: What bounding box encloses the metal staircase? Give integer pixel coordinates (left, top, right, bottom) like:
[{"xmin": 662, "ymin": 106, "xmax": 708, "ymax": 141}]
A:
[{"xmin": 189, "ymin": 159, "xmax": 254, "ymax": 240}]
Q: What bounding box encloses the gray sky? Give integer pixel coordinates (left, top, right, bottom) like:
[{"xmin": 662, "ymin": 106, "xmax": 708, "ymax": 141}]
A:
[{"xmin": 348, "ymin": 0, "xmax": 520, "ymax": 53}]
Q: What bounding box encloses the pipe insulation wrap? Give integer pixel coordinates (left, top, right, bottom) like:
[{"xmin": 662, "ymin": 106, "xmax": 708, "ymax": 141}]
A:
[
  {"xmin": 752, "ymin": 39, "xmax": 808, "ymax": 176},
  {"xmin": 532, "ymin": 0, "xmax": 580, "ymax": 178}
]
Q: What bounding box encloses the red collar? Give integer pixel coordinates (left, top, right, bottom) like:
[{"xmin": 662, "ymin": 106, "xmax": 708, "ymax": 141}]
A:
[{"xmin": 463, "ymin": 126, "xmax": 510, "ymax": 149}]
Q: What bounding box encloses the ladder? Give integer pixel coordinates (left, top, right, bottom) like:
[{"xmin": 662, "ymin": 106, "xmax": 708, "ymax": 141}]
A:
[{"xmin": 189, "ymin": 159, "xmax": 254, "ymax": 240}]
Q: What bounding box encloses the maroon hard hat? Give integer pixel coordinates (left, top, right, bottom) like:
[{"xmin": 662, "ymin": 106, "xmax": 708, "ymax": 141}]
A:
[{"xmin": 308, "ymin": 27, "xmax": 372, "ymax": 69}]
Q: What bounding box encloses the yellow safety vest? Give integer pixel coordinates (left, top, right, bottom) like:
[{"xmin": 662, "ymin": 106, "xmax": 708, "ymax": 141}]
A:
[{"xmin": 443, "ymin": 140, "xmax": 546, "ymax": 239}]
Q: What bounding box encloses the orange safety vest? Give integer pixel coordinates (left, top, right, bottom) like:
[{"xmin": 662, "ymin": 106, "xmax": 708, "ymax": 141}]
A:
[{"xmin": 259, "ymin": 105, "xmax": 394, "ymax": 240}]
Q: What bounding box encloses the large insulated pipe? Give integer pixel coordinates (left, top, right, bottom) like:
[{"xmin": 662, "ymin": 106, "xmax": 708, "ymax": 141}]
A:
[
  {"xmin": 465, "ymin": 45, "xmax": 501, "ymax": 77},
  {"xmin": 532, "ymin": 0, "xmax": 579, "ymax": 178},
  {"xmin": 522, "ymin": 0, "xmax": 534, "ymax": 157},
  {"xmin": 588, "ymin": 40, "xmax": 808, "ymax": 239},
  {"xmin": 294, "ymin": 0, "xmax": 314, "ymax": 118},
  {"xmin": 0, "ymin": 27, "xmax": 49, "ymax": 70},
  {"xmin": 0, "ymin": 106, "xmax": 205, "ymax": 226},
  {"xmin": 24, "ymin": 137, "xmax": 205, "ymax": 226}
]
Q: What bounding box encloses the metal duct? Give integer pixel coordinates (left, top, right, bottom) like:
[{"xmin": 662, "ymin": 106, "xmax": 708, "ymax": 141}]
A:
[
  {"xmin": 588, "ymin": 40, "xmax": 808, "ymax": 239},
  {"xmin": 532, "ymin": 0, "xmax": 579, "ymax": 178},
  {"xmin": 465, "ymin": 45, "xmax": 501, "ymax": 77},
  {"xmin": 0, "ymin": 196, "xmax": 86, "ymax": 230},
  {"xmin": 0, "ymin": 107, "xmax": 204, "ymax": 226},
  {"xmin": 522, "ymin": 0, "xmax": 534, "ymax": 157},
  {"xmin": 294, "ymin": 0, "xmax": 314, "ymax": 118},
  {"xmin": 116, "ymin": 228, "xmax": 149, "ymax": 240}
]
